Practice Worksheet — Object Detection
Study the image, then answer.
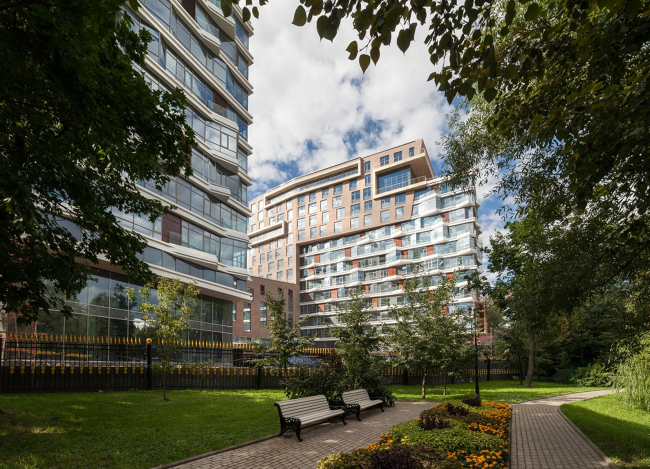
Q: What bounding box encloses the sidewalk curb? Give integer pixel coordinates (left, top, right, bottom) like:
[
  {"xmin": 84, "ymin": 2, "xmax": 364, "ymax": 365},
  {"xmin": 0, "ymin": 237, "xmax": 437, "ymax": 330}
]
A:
[{"xmin": 150, "ymin": 433, "xmax": 279, "ymax": 469}]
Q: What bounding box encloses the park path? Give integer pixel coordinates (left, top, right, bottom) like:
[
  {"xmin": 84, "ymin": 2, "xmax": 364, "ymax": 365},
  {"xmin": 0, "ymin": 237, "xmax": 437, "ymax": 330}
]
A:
[
  {"xmin": 510, "ymin": 389, "xmax": 617, "ymax": 469},
  {"xmin": 156, "ymin": 400, "xmax": 433, "ymax": 469}
]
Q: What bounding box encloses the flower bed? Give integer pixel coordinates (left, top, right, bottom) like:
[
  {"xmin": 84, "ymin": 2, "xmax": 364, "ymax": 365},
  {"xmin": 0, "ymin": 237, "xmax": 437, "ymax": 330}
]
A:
[{"xmin": 317, "ymin": 400, "xmax": 511, "ymax": 469}]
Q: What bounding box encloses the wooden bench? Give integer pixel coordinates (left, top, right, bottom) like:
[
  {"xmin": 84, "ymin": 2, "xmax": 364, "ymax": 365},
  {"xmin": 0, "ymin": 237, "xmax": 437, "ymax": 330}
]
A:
[
  {"xmin": 274, "ymin": 394, "xmax": 346, "ymax": 441},
  {"xmin": 341, "ymin": 389, "xmax": 385, "ymax": 421}
]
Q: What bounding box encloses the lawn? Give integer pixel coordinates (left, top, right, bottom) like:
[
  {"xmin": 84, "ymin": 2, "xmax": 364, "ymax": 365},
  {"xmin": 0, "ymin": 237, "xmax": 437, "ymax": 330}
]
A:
[
  {"xmin": 0, "ymin": 389, "xmax": 285, "ymax": 469},
  {"xmin": 0, "ymin": 381, "xmax": 606, "ymax": 469},
  {"xmin": 561, "ymin": 394, "xmax": 650, "ymax": 469},
  {"xmin": 390, "ymin": 379, "xmax": 606, "ymax": 403}
]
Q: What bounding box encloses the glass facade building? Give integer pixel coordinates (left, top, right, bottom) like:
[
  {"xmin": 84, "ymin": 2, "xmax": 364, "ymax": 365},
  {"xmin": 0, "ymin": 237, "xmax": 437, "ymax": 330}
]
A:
[{"xmin": 30, "ymin": 0, "xmax": 254, "ymax": 343}]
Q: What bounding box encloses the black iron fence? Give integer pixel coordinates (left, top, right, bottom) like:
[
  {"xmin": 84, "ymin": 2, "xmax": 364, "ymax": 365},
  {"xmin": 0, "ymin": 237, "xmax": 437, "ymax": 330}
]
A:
[{"xmin": 0, "ymin": 333, "xmax": 517, "ymax": 394}]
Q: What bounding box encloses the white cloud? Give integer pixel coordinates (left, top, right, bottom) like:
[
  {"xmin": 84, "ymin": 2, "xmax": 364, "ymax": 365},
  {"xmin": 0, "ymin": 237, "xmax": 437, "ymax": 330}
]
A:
[
  {"xmin": 248, "ymin": 4, "xmax": 453, "ymax": 196},
  {"xmin": 246, "ymin": 5, "xmax": 508, "ymax": 282}
]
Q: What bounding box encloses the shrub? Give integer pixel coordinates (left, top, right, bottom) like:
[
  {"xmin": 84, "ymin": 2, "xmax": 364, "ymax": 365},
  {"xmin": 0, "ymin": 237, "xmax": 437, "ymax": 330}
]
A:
[
  {"xmin": 462, "ymin": 397, "xmax": 482, "ymax": 407},
  {"xmin": 316, "ymin": 445, "xmax": 460, "ymax": 469},
  {"xmin": 360, "ymin": 367, "xmax": 396, "ymax": 406},
  {"xmin": 575, "ymin": 363, "xmax": 611, "ymax": 387},
  {"xmin": 614, "ymin": 332, "xmax": 650, "ymax": 411},
  {"xmin": 281, "ymin": 354, "xmax": 347, "ymax": 400},
  {"xmin": 389, "ymin": 421, "xmax": 504, "ymax": 454},
  {"xmin": 369, "ymin": 446, "xmax": 423, "ymax": 469},
  {"xmin": 444, "ymin": 403, "xmax": 469, "ymax": 417},
  {"xmin": 418, "ymin": 416, "xmax": 451, "ymax": 431},
  {"xmin": 317, "ymin": 401, "xmax": 511, "ymax": 469}
]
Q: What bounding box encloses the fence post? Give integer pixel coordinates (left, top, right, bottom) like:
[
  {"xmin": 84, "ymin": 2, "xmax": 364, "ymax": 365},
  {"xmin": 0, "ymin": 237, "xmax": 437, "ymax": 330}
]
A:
[
  {"xmin": 486, "ymin": 358, "xmax": 491, "ymax": 382},
  {"xmin": 146, "ymin": 339, "xmax": 152, "ymax": 391},
  {"xmin": 256, "ymin": 366, "xmax": 262, "ymax": 390},
  {"xmin": 403, "ymin": 369, "xmax": 409, "ymax": 386}
]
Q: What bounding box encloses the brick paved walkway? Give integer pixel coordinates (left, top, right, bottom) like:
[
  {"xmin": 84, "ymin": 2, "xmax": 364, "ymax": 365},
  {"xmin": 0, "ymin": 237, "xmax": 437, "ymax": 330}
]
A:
[
  {"xmin": 511, "ymin": 389, "xmax": 617, "ymax": 469},
  {"xmin": 165, "ymin": 401, "xmax": 433, "ymax": 469}
]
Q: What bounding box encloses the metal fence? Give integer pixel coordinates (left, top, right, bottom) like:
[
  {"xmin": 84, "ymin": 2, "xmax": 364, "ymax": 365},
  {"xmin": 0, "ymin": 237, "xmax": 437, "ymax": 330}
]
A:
[{"xmin": 0, "ymin": 333, "xmax": 517, "ymax": 394}]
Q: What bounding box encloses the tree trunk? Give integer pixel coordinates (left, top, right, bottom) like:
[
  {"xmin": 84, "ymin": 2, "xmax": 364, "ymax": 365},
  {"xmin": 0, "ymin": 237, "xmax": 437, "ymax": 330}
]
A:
[
  {"xmin": 443, "ymin": 375, "xmax": 447, "ymax": 396},
  {"xmin": 421, "ymin": 373, "xmax": 427, "ymax": 399},
  {"xmin": 162, "ymin": 372, "xmax": 168, "ymax": 401},
  {"xmin": 525, "ymin": 333, "xmax": 537, "ymax": 388}
]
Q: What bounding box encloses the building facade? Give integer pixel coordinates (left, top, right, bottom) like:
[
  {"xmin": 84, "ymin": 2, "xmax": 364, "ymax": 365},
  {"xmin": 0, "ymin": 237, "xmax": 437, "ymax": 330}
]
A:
[
  {"xmin": 232, "ymin": 277, "xmax": 299, "ymax": 344},
  {"xmin": 6, "ymin": 0, "xmax": 255, "ymax": 344},
  {"xmin": 247, "ymin": 140, "xmax": 484, "ymax": 346}
]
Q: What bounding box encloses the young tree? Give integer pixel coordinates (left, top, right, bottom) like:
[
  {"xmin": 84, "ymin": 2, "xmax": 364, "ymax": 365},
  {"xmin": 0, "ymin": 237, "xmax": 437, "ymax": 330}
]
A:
[
  {"xmin": 330, "ymin": 288, "xmax": 381, "ymax": 390},
  {"xmin": 127, "ymin": 277, "xmax": 199, "ymax": 401},
  {"xmin": 1, "ymin": 0, "xmax": 193, "ymax": 324},
  {"xmin": 253, "ymin": 291, "xmax": 313, "ymax": 373},
  {"xmin": 385, "ymin": 270, "xmax": 464, "ymax": 398}
]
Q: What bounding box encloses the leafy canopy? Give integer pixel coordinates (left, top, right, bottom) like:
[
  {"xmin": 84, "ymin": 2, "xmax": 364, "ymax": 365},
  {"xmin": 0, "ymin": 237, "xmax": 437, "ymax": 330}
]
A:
[{"xmin": 0, "ymin": 0, "xmax": 194, "ymax": 324}]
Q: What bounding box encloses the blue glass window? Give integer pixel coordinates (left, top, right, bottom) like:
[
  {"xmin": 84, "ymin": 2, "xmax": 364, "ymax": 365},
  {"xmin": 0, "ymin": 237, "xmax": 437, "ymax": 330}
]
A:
[{"xmin": 377, "ymin": 168, "xmax": 411, "ymax": 194}]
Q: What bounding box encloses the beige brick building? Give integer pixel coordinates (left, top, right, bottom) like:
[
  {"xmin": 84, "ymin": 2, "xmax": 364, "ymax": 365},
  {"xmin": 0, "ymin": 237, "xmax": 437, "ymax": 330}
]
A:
[{"xmin": 246, "ymin": 140, "xmax": 484, "ymax": 346}]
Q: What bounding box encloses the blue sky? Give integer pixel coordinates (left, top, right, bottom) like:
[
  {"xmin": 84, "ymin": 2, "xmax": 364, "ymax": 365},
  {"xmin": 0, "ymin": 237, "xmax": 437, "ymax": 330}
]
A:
[{"xmin": 245, "ymin": 4, "xmax": 507, "ymax": 279}]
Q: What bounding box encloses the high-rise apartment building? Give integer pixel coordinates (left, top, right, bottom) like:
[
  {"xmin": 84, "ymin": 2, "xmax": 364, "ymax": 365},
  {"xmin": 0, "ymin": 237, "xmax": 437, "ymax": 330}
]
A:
[
  {"xmin": 246, "ymin": 140, "xmax": 483, "ymax": 346},
  {"xmin": 8, "ymin": 0, "xmax": 254, "ymax": 344}
]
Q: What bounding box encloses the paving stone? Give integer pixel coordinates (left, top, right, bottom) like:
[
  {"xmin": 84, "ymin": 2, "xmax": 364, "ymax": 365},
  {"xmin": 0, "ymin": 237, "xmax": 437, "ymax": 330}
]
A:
[
  {"xmin": 170, "ymin": 401, "xmax": 433, "ymax": 469},
  {"xmin": 510, "ymin": 390, "xmax": 617, "ymax": 469}
]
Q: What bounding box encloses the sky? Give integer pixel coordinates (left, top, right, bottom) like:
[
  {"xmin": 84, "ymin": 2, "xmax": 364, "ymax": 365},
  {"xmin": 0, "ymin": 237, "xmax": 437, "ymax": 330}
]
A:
[{"xmin": 246, "ymin": 3, "xmax": 507, "ymax": 280}]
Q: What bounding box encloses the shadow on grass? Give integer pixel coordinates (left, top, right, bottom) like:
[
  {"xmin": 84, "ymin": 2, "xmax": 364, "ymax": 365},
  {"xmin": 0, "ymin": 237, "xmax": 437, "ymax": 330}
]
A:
[
  {"xmin": 0, "ymin": 389, "xmax": 287, "ymax": 469},
  {"xmin": 562, "ymin": 401, "xmax": 650, "ymax": 469}
]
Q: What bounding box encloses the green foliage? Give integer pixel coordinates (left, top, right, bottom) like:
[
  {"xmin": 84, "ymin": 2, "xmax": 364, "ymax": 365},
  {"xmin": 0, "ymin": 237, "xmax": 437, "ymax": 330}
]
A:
[
  {"xmin": 253, "ymin": 291, "xmax": 313, "ymax": 371},
  {"xmin": 614, "ymin": 332, "xmax": 650, "ymax": 411},
  {"xmin": 126, "ymin": 277, "xmax": 199, "ymax": 400},
  {"xmin": 389, "ymin": 421, "xmax": 503, "ymax": 454},
  {"xmin": 330, "ymin": 288, "xmax": 381, "ymax": 389},
  {"xmin": 0, "ymin": 0, "xmax": 194, "ymax": 324},
  {"xmin": 386, "ymin": 269, "xmax": 470, "ymax": 398},
  {"xmin": 225, "ymin": 0, "xmax": 650, "ymax": 233},
  {"xmin": 317, "ymin": 445, "xmax": 458, "ymax": 469},
  {"xmin": 575, "ymin": 363, "xmax": 611, "ymax": 388},
  {"xmin": 281, "ymin": 353, "xmax": 347, "ymax": 400}
]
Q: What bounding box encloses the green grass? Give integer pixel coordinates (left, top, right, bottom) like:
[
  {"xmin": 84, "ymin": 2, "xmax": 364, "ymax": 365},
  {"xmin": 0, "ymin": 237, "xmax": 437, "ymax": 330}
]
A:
[
  {"xmin": 390, "ymin": 379, "xmax": 606, "ymax": 403},
  {"xmin": 0, "ymin": 389, "xmax": 285, "ymax": 469},
  {"xmin": 562, "ymin": 394, "xmax": 650, "ymax": 468},
  {"xmin": 0, "ymin": 381, "xmax": 608, "ymax": 469}
]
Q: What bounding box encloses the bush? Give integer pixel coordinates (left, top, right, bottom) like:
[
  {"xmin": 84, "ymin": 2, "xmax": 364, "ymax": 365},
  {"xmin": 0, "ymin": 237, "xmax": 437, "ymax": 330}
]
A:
[
  {"xmin": 418, "ymin": 416, "xmax": 451, "ymax": 431},
  {"xmin": 444, "ymin": 403, "xmax": 469, "ymax": 417},
  {"xmin": 575, "ymin": 363, "xmax": 611, "ymax": 387},
  {"xmin": 281, "ymin": 354, "xmax": 347, "ymax": 400},
  {"xmin": 369, "ymin": 446, "xmax": 423, "ymax": 469},
  {"xmin": 462, "ymin": 397, "xmax": 482, "ymax": 407},
  {"xmin": 316, "ymin": 445, "xmax": 459, "ymax": 469},
  {"xmin": 389, "ymin": 421, "xmax": 504, "ymax": 454},
  {"xmin": 359, "ymin": 366, "xmax": 396, "ymax": 406},
  {"xmin": 317, "ymin": 401, "xmax": 511, "ymax": 469},
  {"xmin": 614, "ymin": 332, "xmax": 650, "ymax": 411}
]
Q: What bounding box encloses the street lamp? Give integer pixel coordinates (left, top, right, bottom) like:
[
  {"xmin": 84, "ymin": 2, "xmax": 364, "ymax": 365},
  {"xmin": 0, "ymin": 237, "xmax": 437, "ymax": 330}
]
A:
[{"xmin": 473, "ymin": 303, "xmax": 484, "ymax": 401}]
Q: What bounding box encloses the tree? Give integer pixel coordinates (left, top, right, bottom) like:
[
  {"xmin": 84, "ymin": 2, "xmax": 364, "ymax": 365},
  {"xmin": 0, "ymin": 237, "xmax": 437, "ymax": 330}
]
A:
[
  {"xmin": 386, "ymin": 270, "xmax": 467, "ymax": 398},
  {"xmin": 330, "ymin": 288, "xmax": 381, "ymax": 390},
  {"xmin": 1, "ymin": 0, "xmax": 193, "ymax": 324},
  {"xmin": 127, "ymin": 277, "xmax": 199, "ymax": 401},
  {"xmin": 226, "ymin": 0, "xmax": 649, "ymax": 240},
  {"xmin": 253, "ymin": 291, "xmax": 313, "ymax": 373}
]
